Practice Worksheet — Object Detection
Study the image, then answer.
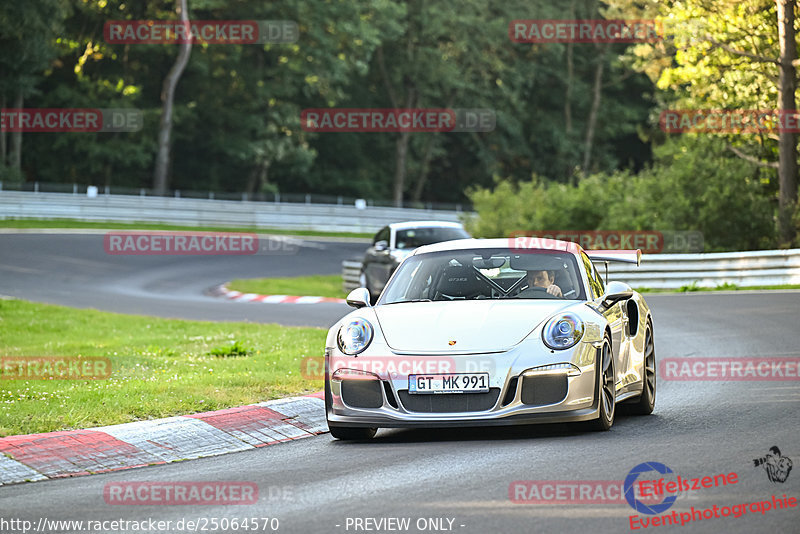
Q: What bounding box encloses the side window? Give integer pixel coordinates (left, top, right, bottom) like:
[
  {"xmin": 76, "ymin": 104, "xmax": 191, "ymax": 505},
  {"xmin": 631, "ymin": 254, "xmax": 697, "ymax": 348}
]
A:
[
  {"xmin": 581, "ymin": 253, "xmax": 603, "ymax": 299},
  {"xmin": 373, "ymin": 227, "xmax": 390, "ymax": 245},
  {"xmin": 592, "ymin": 263, "xmax": 605, "ymax": 295}
]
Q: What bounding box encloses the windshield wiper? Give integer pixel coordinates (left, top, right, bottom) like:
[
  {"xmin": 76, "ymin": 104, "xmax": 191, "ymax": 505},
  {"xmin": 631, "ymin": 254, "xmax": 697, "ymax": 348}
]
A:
[{"xmin": 385, "ymin": 298, "xmax": 433, "ymax": 304}]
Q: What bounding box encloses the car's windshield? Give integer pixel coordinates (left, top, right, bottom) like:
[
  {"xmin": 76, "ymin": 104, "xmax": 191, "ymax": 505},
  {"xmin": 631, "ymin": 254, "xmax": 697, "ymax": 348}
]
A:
[
  {"xmin": 394, "ymin": 227, "xmax": 470, "ymax": 249},
  {"xmin": 380, "ymin": 248, "xmax": 585, "ymax": 303}
]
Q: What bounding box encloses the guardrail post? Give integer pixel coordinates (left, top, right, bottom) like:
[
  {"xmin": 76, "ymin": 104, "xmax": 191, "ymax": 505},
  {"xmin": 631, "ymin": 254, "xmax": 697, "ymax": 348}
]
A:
[
  {"xmin": 175, "ymin": 190, "xmax": 180, "ymax": 198},
  {"xmin": 275, "ymin": 192, "xmax": 280, "ymax": 203},
  {"xmin": 338, "ymin": 196, "xmax": 343, "ymax": 205},
  {"xmin": 305, "ymin": 194, "xmax": 311, "ymax": 204},
  {"xmin": 209, "ymin": 191, "xmax": 214, "ymax": 200},
  {"xmin": 34, "ymin": 182, "xmax": 39, "ymax": 193},
  {"xmin": 73, "ymin": 184, "xmax": 77, "ymax": 195},
  {"xmin": 0, "ymin": 181, "xmax": 3, "ymax": 191},
  {"xmin": 139, "ymin": 188, "xmax": 145, "ymax": 197},
  {"xmin": 104, "ymin": 185, "xmax": 110, "ymax": 196},
  {"xmin": 242, "ymin": 192, "xmax": 247, "ymax": 201}
]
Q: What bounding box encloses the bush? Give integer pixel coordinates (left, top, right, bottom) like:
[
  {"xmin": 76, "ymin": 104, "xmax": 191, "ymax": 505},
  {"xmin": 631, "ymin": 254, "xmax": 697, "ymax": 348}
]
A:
[{"xmin": 465, "ymin": 136, "xmax": 776, "ymax": 251}]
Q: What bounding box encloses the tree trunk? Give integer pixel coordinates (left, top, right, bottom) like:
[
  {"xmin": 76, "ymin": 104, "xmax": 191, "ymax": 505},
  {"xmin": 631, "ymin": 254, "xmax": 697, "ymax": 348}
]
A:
[
  {"xmin": 564, "ymin": 0, "xmax": 575, "ymax": 184},
  {"xmin": 582, "ymin": 47, "xmax": 605, "ymax": 173},
  {"xmin": 152, "ymin": 0, "xmax": 192, "ymax": 195},
  {"xmin": 391, "ymin": 85, "xmax": 416, "ymax": 207},
  {"xmin": 777, "ymin": 0, "xmax": 798, "ymax": 246},
  {"xmin": 10, "ymin": 90, "xmax": 23, "ymax": 170},
  {"xmin": 394, "ymin": 130, "xmax": 411, "ymax": 207},
  {"xmin": 411, "ymin": 133, "xmax": 437, "ymax": 202},
  {"xmin": 411, "ymin": 94, "xmax": 451, "ymax": 202},
  {"xmin": 245, "ymin": 158, "xmax": 270, "ymax": 195},
  {"xmin": 1, "ymin": 95, "xmax": 6, "ymax": 167}
]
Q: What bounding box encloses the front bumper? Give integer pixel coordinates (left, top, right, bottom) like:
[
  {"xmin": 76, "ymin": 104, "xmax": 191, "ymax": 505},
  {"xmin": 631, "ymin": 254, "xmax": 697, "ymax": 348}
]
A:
[{"xmin": 325, "ymin": 340, "xmax": 601, "ymax": 428}]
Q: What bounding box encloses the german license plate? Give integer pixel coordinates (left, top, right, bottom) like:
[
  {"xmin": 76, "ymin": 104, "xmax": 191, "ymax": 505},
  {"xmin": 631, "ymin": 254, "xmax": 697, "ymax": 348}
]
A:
[{"xmin": 408, "ymin": 373, "xmax": 489, "ymax": 394}]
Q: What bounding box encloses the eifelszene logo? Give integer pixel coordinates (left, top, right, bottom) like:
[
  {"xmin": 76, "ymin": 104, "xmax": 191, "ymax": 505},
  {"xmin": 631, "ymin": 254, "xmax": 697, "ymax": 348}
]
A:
[{"xmin": 753, "ymin": 446, "xmax": 793, "ymax": 483}]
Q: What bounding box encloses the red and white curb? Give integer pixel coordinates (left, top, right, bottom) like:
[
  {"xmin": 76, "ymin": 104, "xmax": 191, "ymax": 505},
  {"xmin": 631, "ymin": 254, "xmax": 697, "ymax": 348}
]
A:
[
  {"xmin": 210, "ymin": 283, "xmax": 346, "ymax": 304},
  {"xmin": 0, "ymin": 393, "xmax": 326, "ymax": 486}
]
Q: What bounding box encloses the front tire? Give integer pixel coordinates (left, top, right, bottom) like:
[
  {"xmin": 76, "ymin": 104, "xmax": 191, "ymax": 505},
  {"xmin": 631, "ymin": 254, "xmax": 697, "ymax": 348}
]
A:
[
  {"xmin": 329, "ymin": 425, "xmax": 377, "ymax": 440},
  {"xmin": 590, "ymin": 336, "xmax": 615, "ymax": 431},
  {"xmin": 629, "ymin": 321, "xmax": 656, "ymax": 415}
]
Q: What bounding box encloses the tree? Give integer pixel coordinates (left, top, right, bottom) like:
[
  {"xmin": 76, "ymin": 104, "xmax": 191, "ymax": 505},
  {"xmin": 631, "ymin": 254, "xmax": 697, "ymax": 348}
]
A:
[
  {"xmin": 0, "ymin": 1, "xmax": 67, "ymax": 176},
  {"xmin": 152, "ymin": 0, "xmax": 192, "ymax": 195},
  {"xmin": 611, "ymin": 0, "xmax": 799, "ymax": 245}
]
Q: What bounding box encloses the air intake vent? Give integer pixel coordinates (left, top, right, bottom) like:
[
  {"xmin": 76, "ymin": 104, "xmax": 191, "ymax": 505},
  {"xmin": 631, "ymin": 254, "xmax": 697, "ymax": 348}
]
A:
[
  {"xmin": 341, "ymin": 379, "xmax": 383, "ymax": 408},
  {"xmin": 520, "ymin": 374, "xmax": 567, "ymax": 406},
  {"xmin": 398, "ymin": 388, "xmax": 501, "ymax": 413}
]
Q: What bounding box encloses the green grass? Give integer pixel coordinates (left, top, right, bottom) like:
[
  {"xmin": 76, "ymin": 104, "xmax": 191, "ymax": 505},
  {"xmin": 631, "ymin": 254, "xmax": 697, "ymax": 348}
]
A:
[
  {"xmin": 0, "ymin": 299, "xmax": 325, "ymax": 437},
  {"xmin": 0, "ymin": 218, "xmax": 371, "ymax": 239},
  {"xmin": 228, "ymin": 275, "xmax": 345, "ymax": 299},
  {"xmin": 635, "ymin": 283, "xmax": 800, "ymax": 293}
]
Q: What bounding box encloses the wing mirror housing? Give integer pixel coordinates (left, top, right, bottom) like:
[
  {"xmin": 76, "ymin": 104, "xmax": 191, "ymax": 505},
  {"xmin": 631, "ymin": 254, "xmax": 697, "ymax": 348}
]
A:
[
  {"xmin": 599, "ymin": 281, "xmax": 633, "ymax": 310},
  {"xmin": 346, "ymin": 287, "xmax": 372, "ymax": 308},
  {"xmin": 373, "ymin": 240, "xmax": 388, "ymax": 251}
]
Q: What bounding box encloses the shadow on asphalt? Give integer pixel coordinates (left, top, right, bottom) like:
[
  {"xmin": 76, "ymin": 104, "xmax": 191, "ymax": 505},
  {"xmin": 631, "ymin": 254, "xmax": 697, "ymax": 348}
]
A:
[{"xmin": 327, "ymin": 412, "xmax": 670, "ymax": 445}]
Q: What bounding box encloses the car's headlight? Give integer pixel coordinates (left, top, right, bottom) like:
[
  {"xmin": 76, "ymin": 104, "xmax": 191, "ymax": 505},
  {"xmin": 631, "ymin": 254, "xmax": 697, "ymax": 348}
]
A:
[
  {"xmin": 337, "ymin": 319, "xmax": 374, "ymax": 355},
  {"xmin": 542, "ymin": 313, "xmax": 584, "ymax": 350}
]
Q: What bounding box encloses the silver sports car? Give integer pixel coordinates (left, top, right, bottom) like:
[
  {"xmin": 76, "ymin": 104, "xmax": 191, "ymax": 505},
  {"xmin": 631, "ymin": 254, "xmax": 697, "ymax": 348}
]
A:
[{"xmin": 324, "ymin": 238, "xmax": 655, "ymax": 440}]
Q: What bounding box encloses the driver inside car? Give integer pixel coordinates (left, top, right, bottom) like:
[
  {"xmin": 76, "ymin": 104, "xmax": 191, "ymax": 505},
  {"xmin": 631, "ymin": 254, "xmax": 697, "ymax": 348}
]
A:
[{"xmin": 525, "ymin": 269, "xmax": 563, "ymax": 297}]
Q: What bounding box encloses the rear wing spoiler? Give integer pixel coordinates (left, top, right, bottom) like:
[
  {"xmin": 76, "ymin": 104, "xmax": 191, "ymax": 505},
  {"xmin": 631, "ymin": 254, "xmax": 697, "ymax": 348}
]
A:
[
  {"xmin": 585, "ymin": 249, "xmax": 642, "ymax": 266},
  {"xmin": 585, "ymin": 249, "xmax": 642, "ymax": 284}
]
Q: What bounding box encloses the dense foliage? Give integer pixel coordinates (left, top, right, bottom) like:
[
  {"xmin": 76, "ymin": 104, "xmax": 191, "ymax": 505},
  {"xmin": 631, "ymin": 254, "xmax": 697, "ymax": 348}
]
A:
[{"xmin": 1, "ymin": 0, "xmax": 797, "ymax": 248}]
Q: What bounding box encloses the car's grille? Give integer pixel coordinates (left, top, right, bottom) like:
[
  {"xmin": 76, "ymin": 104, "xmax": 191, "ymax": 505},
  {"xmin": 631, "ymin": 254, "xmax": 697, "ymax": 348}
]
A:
[
  {"xmin": 520, "ymin": 374, "xmax": 568, "ymax": 406},
  {"xmin": 341, "ymin": 379, "xmax": 384, "ymax": 409},
  {"xmin": 398, "ymin": 388, "xmax": 501, "ymax": 413}
]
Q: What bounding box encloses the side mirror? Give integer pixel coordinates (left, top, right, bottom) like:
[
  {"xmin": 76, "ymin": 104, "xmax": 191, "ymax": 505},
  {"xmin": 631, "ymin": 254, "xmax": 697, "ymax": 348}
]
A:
[
  {"xmin": 346, "ymin": 287, "xmax": 371, "ymax": 308},
  {"xmin": 600, "ymin": 281, "xmax": 633, "ymax": 310},
  {"xmin": 373, "ymin": 240, "xmax": 388, "ymax": 251}
]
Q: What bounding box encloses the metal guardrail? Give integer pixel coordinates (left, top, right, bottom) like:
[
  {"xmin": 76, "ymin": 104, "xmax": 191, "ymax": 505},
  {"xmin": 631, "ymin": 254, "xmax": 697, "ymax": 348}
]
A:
[
  {"xmin": 0, "ymin": 180, "xmax": 470, "ymax": 212},
  {"xmin": 342, "ymin": 259, "xmax": 363, "ymax": 293},
  {"xmin": 342, "ymin": 249, "xmax": 800, "ymax": 293},
  {"xmin": 604, "ymin": 248, "xmax": 800, "ymax": 289},
  {"xmin": 0, "ymin": 191, "xmax": 466, "ymax": 234}
]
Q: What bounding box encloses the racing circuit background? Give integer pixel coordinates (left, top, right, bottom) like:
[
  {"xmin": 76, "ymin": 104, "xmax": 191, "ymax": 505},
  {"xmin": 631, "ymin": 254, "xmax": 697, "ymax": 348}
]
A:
[{"xmin": 2, "ymin": 1, "xmax": 800, "ymax": 533}]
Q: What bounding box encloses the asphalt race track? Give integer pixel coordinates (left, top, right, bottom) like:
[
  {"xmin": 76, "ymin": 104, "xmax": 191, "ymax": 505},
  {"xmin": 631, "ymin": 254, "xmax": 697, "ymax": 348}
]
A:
[
  {"xmin": 0, "ymin": 232, "xmax": 364, "ymax": 327},
  {"xmin": 1, "ymin": 232, "xmax": 799, "ymax": 533}
]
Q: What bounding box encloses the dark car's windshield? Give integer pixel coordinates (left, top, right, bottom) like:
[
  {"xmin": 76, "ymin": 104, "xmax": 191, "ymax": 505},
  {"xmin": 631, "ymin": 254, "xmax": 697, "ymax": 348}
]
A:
[
  {"xmin": 395, "ymin": 227, "xmax": 470, "ymax": 249},
  {"xmin": 380, "ymin": 248, "xmax": 585, "ymax": 303}
]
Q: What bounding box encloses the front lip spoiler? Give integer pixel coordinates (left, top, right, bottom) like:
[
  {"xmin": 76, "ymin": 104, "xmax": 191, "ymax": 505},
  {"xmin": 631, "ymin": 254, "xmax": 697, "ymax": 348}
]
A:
[{"xmin": 326, "ymin": 407, "xmax": 599, "ymax": 428}]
